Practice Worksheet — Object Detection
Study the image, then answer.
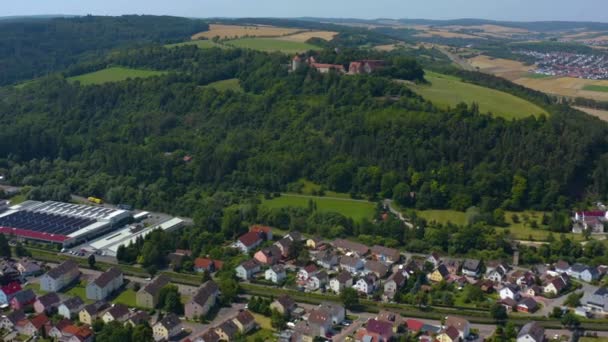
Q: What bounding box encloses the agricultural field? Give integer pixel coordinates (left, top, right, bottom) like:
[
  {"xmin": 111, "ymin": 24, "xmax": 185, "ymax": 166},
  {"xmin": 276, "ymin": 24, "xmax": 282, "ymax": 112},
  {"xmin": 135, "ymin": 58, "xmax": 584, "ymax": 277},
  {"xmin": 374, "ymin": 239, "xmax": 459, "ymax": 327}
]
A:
[
  {"xmin": 278, "ymin": 30, "xmax": 338, "ymax": 42},
  {"xmin": 414, "ymin": 29, "xmax": 482, "ymax": 39},
  {"xmin": 204, "ymin": 78, "xmax": 242, "ymax": 92},
  {"xmin": 583, "ymin": 84, "xmax": 608, "ymax": 92},
  {"xmin": 408, "ymin": 71, "xmax": 548, "ymax": 119},
  {"xmin": 192, "ymin": 24, "xmax": 301, "ymax": 40},
  {"xmin": 166, "ymin": 39, "xmax": 224, "ymax": 49},
  {"xmin": 261, "ymin": 194, "xmax": 376, "ymax": 222},
  {"xmin": 68, "ymin": 67, "xmax": 166, "ymax": 85},
  {"xmin": 225, "ymin": 38, "xmax": 320, "ymax": 53},
  {"xmin": 574, "ymin": 106, "xmax": 608, "ymax": 122},
  {"xmin": 415, "ymin": 210, "xmax": 467, "ymax": 226}
]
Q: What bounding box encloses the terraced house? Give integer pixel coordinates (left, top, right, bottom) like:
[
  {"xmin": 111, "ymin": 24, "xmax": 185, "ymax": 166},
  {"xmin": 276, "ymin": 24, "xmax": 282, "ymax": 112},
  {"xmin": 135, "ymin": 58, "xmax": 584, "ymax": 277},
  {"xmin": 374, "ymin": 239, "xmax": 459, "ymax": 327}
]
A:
[
  {"xmin": 185, "ymin": 280, "xmax": 220, "ymax": 319},
  {"xmin": 40, "ymin": 260, "xmax": 80, "ymax": 292},
  {"xmin": 86, "ymin": 267, "xmax": 123, "ymax": 300},
  {"xmin": 136, "ymin": 275, "xmax": 170, "ymax": 309}
]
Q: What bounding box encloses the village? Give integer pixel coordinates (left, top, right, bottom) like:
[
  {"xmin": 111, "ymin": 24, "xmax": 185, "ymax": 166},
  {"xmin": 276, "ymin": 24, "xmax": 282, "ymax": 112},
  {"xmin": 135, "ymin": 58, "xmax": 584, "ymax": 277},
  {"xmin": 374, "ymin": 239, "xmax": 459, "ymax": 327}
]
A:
[
  {"xmin": 1, "ymin": 220, "xmax": 607, "ymax": 342},
  {"xmin": 515, "ymin": 50, "xmax": 608, "ymax": 80}
]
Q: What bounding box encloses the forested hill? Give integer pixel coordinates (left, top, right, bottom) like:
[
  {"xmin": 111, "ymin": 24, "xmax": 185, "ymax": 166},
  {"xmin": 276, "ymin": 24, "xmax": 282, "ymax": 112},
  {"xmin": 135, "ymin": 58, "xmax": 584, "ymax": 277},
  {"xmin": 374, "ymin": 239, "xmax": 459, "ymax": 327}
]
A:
[
  {"xmin": 0, "ymin": 15, "xmax": 208, "ymax": 85},
  {"xmin": 1, "ymin": 46, "xmax": 608, "ymax": 217}
]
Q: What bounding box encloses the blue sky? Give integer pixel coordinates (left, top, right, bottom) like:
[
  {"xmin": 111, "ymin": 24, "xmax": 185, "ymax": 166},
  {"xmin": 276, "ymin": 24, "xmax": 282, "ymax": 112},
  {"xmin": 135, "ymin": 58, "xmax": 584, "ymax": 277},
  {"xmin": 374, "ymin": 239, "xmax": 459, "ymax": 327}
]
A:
[{"xmin": 2, "ymin": 0, "xmax": 607, "ymax": 22}]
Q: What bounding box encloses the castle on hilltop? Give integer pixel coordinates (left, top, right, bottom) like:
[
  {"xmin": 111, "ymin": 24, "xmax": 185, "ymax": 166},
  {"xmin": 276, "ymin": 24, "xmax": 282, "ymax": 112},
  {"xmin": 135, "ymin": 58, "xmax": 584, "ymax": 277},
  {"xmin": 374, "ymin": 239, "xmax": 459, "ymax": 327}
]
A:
[{"xmin": 291, "ymin": 54, "xmax": 385, "ymax": 75}]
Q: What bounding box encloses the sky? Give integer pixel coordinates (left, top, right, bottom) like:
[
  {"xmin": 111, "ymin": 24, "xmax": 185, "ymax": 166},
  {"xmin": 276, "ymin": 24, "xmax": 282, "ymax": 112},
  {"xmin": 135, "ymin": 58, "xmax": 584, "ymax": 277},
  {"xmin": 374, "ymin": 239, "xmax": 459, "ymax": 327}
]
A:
[{"xmin": 2, "ymin": 0, "xmax": 607, "ymax": 22}]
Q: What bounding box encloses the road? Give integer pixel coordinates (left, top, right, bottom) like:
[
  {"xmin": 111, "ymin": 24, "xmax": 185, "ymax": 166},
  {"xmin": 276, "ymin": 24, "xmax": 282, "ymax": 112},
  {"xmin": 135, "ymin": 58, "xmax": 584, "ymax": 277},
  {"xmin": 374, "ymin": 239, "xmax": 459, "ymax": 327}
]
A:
[
  {"xmin": 434, "ymin": 45, "xmax": 476, "ymax": 71},
  {"xmin": 383, "ymin": 199, "xmax": 414, "ymax": 228}
]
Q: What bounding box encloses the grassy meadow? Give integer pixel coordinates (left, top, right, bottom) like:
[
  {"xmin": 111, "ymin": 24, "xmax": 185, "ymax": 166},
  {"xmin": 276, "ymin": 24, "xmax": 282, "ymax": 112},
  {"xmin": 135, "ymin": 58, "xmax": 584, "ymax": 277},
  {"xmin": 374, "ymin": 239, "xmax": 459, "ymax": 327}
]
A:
[
  {"xmin": 408, "ymin": 71, "xmax": 548, "ymax": 119},
  {"xmin": 204, "ymin": 78, "xmax": 242, "ymax": 92},
  {"xmin": 166, "ymin": 40, "xmax": 224, "ymax": 49},
  {"xmin": 583, "ymin": 84, "xmax": 608, "ymax": 93},
  {"xmin": 68, "ymin": 67, "xmax": 166, "ymax": 85},
  {"xmin": 261, "ymin": 194, "xmax": 375, "ymax": 222},
  {"xmin": 225, "ymin": 38, "xmax": 320, "ymax": 53}
]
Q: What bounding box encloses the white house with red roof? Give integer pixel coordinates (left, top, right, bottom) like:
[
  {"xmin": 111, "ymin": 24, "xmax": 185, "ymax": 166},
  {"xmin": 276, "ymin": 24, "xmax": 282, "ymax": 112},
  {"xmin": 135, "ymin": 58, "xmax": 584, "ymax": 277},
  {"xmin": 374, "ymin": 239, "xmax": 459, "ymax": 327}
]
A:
[
  {"xmin": 573, "ymin": 210, "xmax": 607, "ymax": 233},
  {"xmin": 234, "ymin": 231, "xmax": 263, "ymax": 253}
]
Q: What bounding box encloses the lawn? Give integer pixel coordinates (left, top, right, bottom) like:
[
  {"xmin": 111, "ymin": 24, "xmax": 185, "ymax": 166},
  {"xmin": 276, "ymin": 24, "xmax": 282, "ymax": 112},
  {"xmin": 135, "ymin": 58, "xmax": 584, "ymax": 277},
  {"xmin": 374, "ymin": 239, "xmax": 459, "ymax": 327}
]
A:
[
  {"xmin": 583, "ymin": 85, "xmax": 608, "ymax": 93},
  {"xmin": 580, "ymin": 337, "xmax": 608, "ymax": 342},
  {"xmin": 166, "ymin": 40, "xmax": 225, "ymax": 49},
  {"xmin": 289, "ymin": 179, "xmax": 351, "ymax": 199},
  {"xmin": 112, "ymin": 289, "xmax": 138, "ymax": 307},
  {"xmin": 24, "ymin": 282, "xmax": 47, "ymax": 295},
  {"xmin": 415, "ymin": 210, "xmax": 467, "ymax": 226},
  {"xmin": 225, "ymin": 38, "xmax": 320, "ymax": 53},
  {"xmin": 204, "ymin": 78, "xmax": 242, "ymax": 92},
  {"xmin": 252, "ymin": 313, "xmax": 273, "ymax": 330},
  {"xmin": 261, "ymin": 194, "xmax": 376, "ymax": 222},
  {"xmin": 63, "ymin": 281, "xmax": 94, "ymax": 303},
  {"xmin": 68, "ymin": 67, "xmax": 166, "ymax": 85},
  {"xmin": 408, "ymin": 71, "xmax": 548, "ymax": 119},
  {"xmin": 247, "ymin": 328, "xmax": 275, "ymax": 342}
]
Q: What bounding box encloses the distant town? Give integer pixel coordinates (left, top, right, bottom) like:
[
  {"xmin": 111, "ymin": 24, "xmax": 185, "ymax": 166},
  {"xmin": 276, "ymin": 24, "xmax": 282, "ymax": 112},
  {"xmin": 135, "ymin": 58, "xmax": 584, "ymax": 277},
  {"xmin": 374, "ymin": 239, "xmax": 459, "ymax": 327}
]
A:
[{"xmin": 515, "ymin": 50, "xmax": 608, "ymax": 80}]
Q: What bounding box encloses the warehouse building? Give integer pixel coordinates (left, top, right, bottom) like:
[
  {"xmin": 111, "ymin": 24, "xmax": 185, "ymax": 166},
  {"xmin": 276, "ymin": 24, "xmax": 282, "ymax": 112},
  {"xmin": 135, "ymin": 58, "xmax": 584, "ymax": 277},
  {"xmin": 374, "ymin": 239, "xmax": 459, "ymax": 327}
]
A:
[{"xmin": 0, "ymin": 201, "xmax": 131, "ymax": 247}]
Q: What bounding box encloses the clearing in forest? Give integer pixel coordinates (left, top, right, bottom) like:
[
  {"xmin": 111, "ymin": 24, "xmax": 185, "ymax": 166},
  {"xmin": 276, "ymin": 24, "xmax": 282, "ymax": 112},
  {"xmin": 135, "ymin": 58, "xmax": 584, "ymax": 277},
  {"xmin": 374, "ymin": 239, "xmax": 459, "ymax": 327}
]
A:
[
  {"xmin": 261, "ymin": 194, "xmax": 376, "ymax": 222},
  {"xmin": 224, "ymin": 38, "xmax": 320, "ymax": 53},
  {"xmin": 204, "ymin": 78, "xmax": 242, "ymax": 92},
  {"xmin": 192, "ymin": 24, "xmax": 302, "ymax": 40},
  {"xmin": 68, "ymin": 67, "xmax": 166, "ymax": 85},
  {"xmin": 278, "ymin": 31, "xmax": 338, "ymax": 42},
  {"xmin": 166, "ymin": 40, "xmax": 224, "ymax": 49},
  {"xmin": 407, "ymin": 71, "xmax": 548, "ymax": 119}
]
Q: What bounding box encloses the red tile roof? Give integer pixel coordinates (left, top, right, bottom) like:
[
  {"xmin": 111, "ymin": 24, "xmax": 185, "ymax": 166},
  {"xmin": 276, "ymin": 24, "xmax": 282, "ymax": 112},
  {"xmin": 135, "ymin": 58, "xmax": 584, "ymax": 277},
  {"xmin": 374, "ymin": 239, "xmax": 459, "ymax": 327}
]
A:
[
  {"xmin": 406, "ymin": 319, "xmax": 424, "ymax": 332},
  {"xmin": 250, "ymin": 225, "xmax": 272, "ymax": 234},
  {"xmin": 1, "ymin": 282, "xmax": 22, "ymax": 296},
  {"xmin": 238, "ymin": 231, "xmax": 262, "ymax": 247},
  {"xmin": 30, "ymin": 314, "xmax": 49, "ymax": 329},
  {"xmin": 366, "ymin": 319, "xmax": 393, "ymax": 339}
]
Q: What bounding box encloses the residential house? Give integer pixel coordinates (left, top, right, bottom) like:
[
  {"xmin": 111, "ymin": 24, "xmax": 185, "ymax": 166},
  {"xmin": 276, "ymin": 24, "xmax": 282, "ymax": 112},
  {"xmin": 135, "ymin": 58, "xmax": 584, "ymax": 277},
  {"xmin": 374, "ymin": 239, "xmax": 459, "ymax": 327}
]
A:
[
  {"xmin": 232, "ymin": 310, "xmax": 256, "ymax": 334},
  {"xmin": 584, "ymin": 287, "xmax": 608, "ymax": 314},
  {"xmin": 308, "ymin": 271, "xmax": 328, "ymax": 291},
  {"xmin": 136, "ymin": 274, "xmax": 170, "ymax": 308},
  {"xmin": 524, "ymin": 285, "xmax": 543, "ymax": 297},
  {"xmin": 215, "ymin": 320, "xmax": 239, "ymax": 341},
  {"xmin": 462, "ymin": 259, "xmax": 481, "ymax": 278},
  {"xmin": 168, "ymin": 249, "xmax": 192, "ymax": 268},
  {"xmin": 198, "ymin": 329, "xmax": 221, "ymax": 342},
  {"xmin": 384, "ymin": 271, "xmax": 407, "ymax": 300},
  {"xmin": 371, "ymin": 245, "xmax": 401, "ymax": 264},
  {"xmin": 485, "ymin": 263, "xmax": 509, "ymax": 283},
  {"xmin": 40, "ymin": 260, "xmax": 80, "ymax": 292},
  {"xmin": 365, "ymin": 260, "xmax": 390, "ymax": 278},
  {"xmin": 235, "ymin": 259, "xmax": 261, "ymax": 280},
  {"xmin": 234, "ymin": 231, "xmax": 264, "ymax": 253},
  {"xmin": 45, "ymin": 318, "xmax": 71, "ymax": 340},
  {"xmin": 477, "ymin": 279, "xmax": 495, "ymax": 293},
  {"xmin": 270, "ymin": 294, "xmax": 296, "ymax": 315},
  {"xmin": 33, "ymin": 292, "xmax": 61, "ymax": 314},
  {"xmin": 185, "ymin": 281, "xmax": 220, "ymax": 320},
  {"xmin": 153, "ymin": 313, "xmax": 182, "ymax": 341},
  {"xmin": 254, "ymin": 245, "xmax": 282, "ymax": 265},
  {"xmin": 307, "ymin": 309, "xmax": 333, "ymax": 337},
  {"xmin": 499, "ymin": 284, "xmax": 520, "ymax": 300},
  {"xmin": 0, "ymin": 310, "xmax": 25, "ymax": 330},
  {"xmin": 16, "ymin": 259, "xmax": 42, "ymax": 278},
  {"xmin": 569, "ymin": 263, "xmax": 599, "ymax": 282},
  {"xmin": 330, "ymin": 271, "xmax": 353, "ymax": 294},
  {"xmin": 102, "ymin": 304, "xmax": 130, "ymax": 323},
  {"xmin": 86, "ymin": 267, "xmax": 123, "ymax": 301},
  {"xmin": 429, "ymin": 264, "xmax": 450, "ymax": 282},
  {"xmin": 365, "ymin": 319, "xmax": 394, "ymax": 341},
  {"xmin": 58, "ymin": 296, "xmax": 85, "ymax": 319},
  {"xmin": 194, "ymin": 258, "xmax": 223, "ymax": 273},
  {"xmin": 348, "ymin": 60, "xmax": 385, "ymax": 75},
  {"xmin": 426, "ymin": 253, "xmax": 441, "ymax": 268},
  {"xmin": 285, "ymin": 230, "xmax": 303, "ymax": 242},
  {"xmin": 298, "ymin": 264, "xmax": 318, "ymax": 281},
  {"xmin": 265, "ymin": 264, "xmax": 286, "ymax": 284},
  {"xmin": 79, "ymin": 301, "xmax": 109, "ymax": 325},
  {"xmin": 332, "ymin": 239, "xmax": 369, "ymax": 257},
  {"xmin": 354, "ymin": 275, "xmax": 378, "ymax": 295},
  {"xmin": 554, "ymin": 260, "xmax": 570, "ymax": 274},
  {"xmin": 437, "ymin": 326, "xmax": 461, "ymax": 342},
  {"xmin": 517, "ymin": 297, "xmax": 539, "ymax": 313},
  {"xmin": 316, "ymin": 250, "xmax": 339, "ymax": 270},
  {"xmin": 446, "ymin": 316, "xmax": 471, "ymax": 339},
  {"xmin": 0, "ymin": 282, "xmax": 21, "ymax": 305},
  {"xmin": 443, "ymin": 259, "xmax": 461, "ymax": 275},
  {"xmin": 249, "ymin": 225, "xmax": 273, "ymax": 241},
  {"xmin": 340, "ymin": 256, "xmax": 364, "ymax": 274},
  {"xmin": 16, "ymin": 313, "xmax": 48, "ymax": 336},
  {"xmin": 61, "ymin": 324, "xmax": 93, "ymax": 342},
  {"xmin": 318, "ymin": 302, "xmax": 345, "ymax": 324},
  {"xmin": 10, "ymin": 289, "xmax": 36, "ymax": 310},
  {"xmin": 274, "ymin": 237, "xmax": 293, "ymax": 258},
  {"xmin": 306, "ymin": 237, "xmax": 323, "ymax": 250},
  {"xmin": 517, "ymin": 321, "xmax": 545, "ymax": 342},
  {"xmin": 126, "ymin": 311, "xmax": 150, "ymax": 327},
  {"xmin": 544, "ymin": 277, "xmax": 567, "ymax": 295}
]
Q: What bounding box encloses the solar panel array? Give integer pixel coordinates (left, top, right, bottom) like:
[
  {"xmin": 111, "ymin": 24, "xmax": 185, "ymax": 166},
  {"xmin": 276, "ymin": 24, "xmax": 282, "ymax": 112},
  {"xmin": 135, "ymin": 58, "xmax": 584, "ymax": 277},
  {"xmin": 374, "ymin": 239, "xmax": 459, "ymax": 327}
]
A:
[
  {"xmin": 32, "ymin": 201, "xmax": 119, "ymax": 220},
  {"xmin": 0, "ymin": 211, "xmax": 96, "ymax": 236}
]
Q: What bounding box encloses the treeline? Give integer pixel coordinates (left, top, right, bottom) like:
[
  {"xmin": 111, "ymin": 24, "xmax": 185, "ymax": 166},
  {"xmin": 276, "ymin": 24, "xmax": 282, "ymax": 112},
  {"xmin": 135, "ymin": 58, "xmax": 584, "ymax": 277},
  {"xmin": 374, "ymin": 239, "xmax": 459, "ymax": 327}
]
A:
[{"xmin": 0, "ymin": 15, "xmax": 208, "ymax": 85}]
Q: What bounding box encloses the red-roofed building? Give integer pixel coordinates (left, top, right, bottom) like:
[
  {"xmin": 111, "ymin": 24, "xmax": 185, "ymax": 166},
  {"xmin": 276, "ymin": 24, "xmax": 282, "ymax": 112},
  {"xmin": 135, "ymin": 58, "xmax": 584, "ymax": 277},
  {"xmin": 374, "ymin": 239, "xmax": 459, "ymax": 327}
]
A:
[
  {"xmin": 249, "ymin": 225, "xmax": 273, "ymax": 240},
  {"xmin": 366, "ymin": 319, "xmax": 394, "ymax": 340},
  {"xmin": 234, "ymin": 231, "xmax": 264, "ymax": 253},
  {"xmin": 406, "ymin": 319, "xmax": 424, "ymax": 332},
  {"xmin": 194, "ymin": 258, "xmax": 223, "ymax": 273},
  {"xmin": 0, "ymin": 282, "xmax": 22, "ymax": 305},
  {"xmin": 16, "ymin": 313, "xmax": 49, "ymax": 336}
]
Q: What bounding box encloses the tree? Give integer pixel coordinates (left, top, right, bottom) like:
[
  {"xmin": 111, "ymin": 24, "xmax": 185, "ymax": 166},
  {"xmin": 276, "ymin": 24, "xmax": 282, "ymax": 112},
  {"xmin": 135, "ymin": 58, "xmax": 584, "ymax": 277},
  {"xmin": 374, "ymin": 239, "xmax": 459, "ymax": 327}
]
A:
[
  {"xmin": 560, "ymin": 312, "xmax": 581, "ymax": 329},
  {"xmin": 158, "ymin": 285, "xmax": 181, "ymax": 313},
  {"xmin": 489, "ymin": 303, "xmax": 508, "ymax": 323},
  {"xmin": 0, "ymin": 234, "xmax": 11, "ymax": 258},
  {"xmin": 15, "ymin": 242, "xmax": 30, "ymax": 257},
  {"xmin": 88, "ymin": 254, "xmax": 96, "ymax": 269},
  {"xmin": 132, "ymin": 322, "xmax": 154, "ymax": 342},
  {"xmin": 271, "ymin": 309, "xmax": 287, "ymax": 330},
  {"xmin": 218, "ymin": 277, "xmax": 240, "ymax": 305},
  {"xmin": 564, "ymin": 292, "xmax": 582, "ymax": 308},
  {"xmin": 340, "ymin": 287, "xmax": 359, "ymax": 310}
]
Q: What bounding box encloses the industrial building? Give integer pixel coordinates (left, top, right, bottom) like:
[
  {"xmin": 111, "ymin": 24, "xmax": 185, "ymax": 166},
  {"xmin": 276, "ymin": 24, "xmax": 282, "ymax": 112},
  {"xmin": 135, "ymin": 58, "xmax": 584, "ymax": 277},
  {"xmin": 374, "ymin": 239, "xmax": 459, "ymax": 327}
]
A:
[{"xmin": 0, "ymin": 201, "xmax": 132, "ymax": 247}]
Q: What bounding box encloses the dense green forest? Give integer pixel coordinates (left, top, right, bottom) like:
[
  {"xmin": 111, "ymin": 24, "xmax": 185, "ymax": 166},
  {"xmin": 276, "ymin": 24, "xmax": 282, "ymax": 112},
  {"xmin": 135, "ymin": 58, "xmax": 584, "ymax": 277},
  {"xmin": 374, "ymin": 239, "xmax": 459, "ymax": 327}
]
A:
[
  {"xmin": 0, "ymin": 15, "xmax": 208, "ymax": 85},
  {"xmin": 2, "ymin": 42, "xmax": 608, "ymax": 222}
]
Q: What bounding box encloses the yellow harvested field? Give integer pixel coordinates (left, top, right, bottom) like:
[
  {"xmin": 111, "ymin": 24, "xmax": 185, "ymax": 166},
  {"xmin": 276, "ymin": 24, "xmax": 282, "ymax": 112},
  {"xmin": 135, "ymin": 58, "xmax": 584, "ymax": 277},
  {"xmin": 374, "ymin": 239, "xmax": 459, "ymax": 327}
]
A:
[
  {"xmin": 278, "ymin": 31, "xmax": 338, "ymax": 42},
  {"xmin": 192, "ymin": 24, "xmax": 302, "ymax": 40},
  {"xmin": 515, "ymin": 77, "xmax": 608, "ymax": 102},
  {"xmin": 563, "ymin": 31, "xmax": 601, "ymax": 39},
  {"xmin": 469, "ymin": 55, "xmax": 532, "ymax": 80},
  {"xmin": 374, "ymin": 43, "xmax": 405, "ymax": 51},
  {"xmin": 415, "ymin": 29, "xmax": 482, "ymax": 39},
  {"xmin": 574, "ymin": 106, "xmax": 608, "ymax": 122},
  {"xmin": 445, "ymin": 24, "xmax": 528, "ymax": 35}
]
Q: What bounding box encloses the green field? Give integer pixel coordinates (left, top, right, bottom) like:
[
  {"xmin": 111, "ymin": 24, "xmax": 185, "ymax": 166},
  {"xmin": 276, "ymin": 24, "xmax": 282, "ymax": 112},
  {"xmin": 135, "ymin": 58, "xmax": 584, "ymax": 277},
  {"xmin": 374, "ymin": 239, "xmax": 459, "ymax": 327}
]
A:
[
  {"xmin": 166, "ymin": 40, "xmax": 224, "ymax": 49},
  {"xmin": 580, "ymin": 338, "xmax": 608, "ymax": 342},
  {"xmin": 112, "ymin": 289, "xmax": 138, "ymax": 307},
  {"xmin": 205, "ymin": 78, "xmax": 242, "ymax": 92},
  {"xmin": 225, "ymin": 38, "xmax": 319, "ymax": 53},
  {"xmin": 261, "ymin": 194, "xmax": 375, "ymax": 222},
  {"xmin": 63, "ymin": 281, "xmax": 94, "ymax": 304},
  {"xmin": 415, "ymin": 210, "xmax": 467, "ymax": 225},
  {"xmin": 583, "ymin": 85, "xmax": 608, "ymax": 93},
  {"xmin": 68, "ymin": 67, "xmax": 166, "ymax": 85},
  {"xmin": 408, "ymin": 71, "xmax": 548, "ymax": 119}
]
